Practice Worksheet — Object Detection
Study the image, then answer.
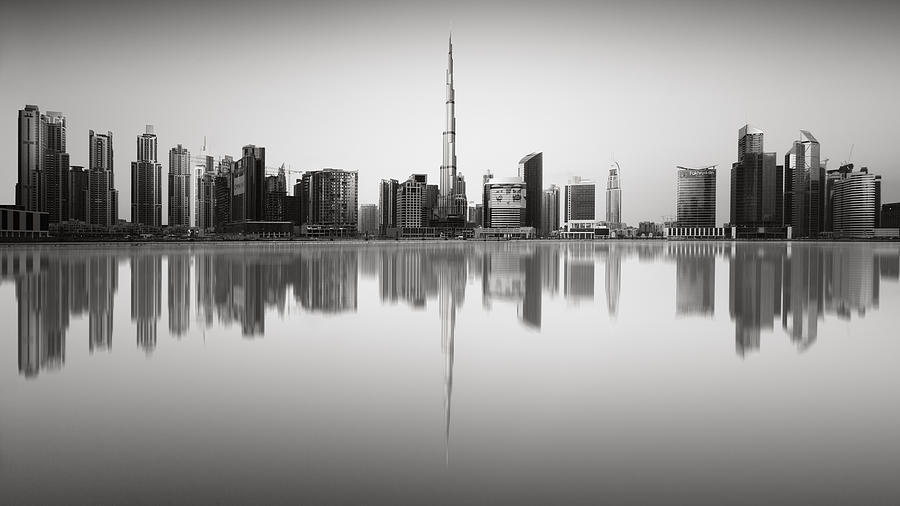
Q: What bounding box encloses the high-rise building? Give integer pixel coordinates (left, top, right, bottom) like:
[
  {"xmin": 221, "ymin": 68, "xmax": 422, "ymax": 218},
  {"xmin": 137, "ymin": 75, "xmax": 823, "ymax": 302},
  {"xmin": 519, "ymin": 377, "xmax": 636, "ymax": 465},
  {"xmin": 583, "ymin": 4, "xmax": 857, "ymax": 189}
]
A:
[
  {"xmin": 359, "ymin": 204, "xmax": 378, "ymax": 235},
  {"xmin": 299, "ymin": 168, "xmax": 358, "ymax": 232},
  {"xmin": 213, "ymin": 155, "xmax": 234, "ymax": 230},
  {"xmin": 785, "ymin": 130, "xmax": 825, "ymax": 237},
  {"xmin": 168, "ymin": 144, "xmax": 191, "ymax": 227},
  {"xmin": 88, "ymin": 130, "xmax": 117, "ymax": 227},
  {"xmin": 485, "ymin": 177, "xmax": 526, "ymax": 228},
  {"xmin": 676, "ymin": 165, "xmax": 716, "ymax": 228},
  {"xmin": 564, "ymin": 177, "xmax": 595, "ymax": 224},
  {"xmin": 231, "ymin": 145, "xmax": 266, "ymax": 223},
  {"xmin": 397, "ymin": 174, "xmax": 428, "ymax": 228},
  {"xmin": 831, "ymin": 164, "xmax": 882, "ymax": 238},
  {"xmin": 883, "ymin": 203, "xmax": 900, "ymax": 229},
  {"xmin": 541, "ymin": 185, "xmax": 560, "ymax": 235},
  {"xmin": 606, "ymin": 161, "xmax": 622, "ymax": 228},
  {"xmin": 131, "ymin": 126, "xmax": 162, "ymax": 227},
  {"xmin": 16, "ymin": 105, "xmax": 70, "ymax": 223},
  {"xmin": 69, "ymin": 166, "xmax": 88, "ymax": 222},
  {"xmin": 378, "ymin": 178, "xmax": 399, "ymax": 234},
  {"xmin": 731, "ymin": 124, "xmax": 782, "ymax": 228},
  {"xmin": 518, "ymin": 152, "xmax": 543, "ymax": 232},
  {"xmin": 438, "ymin": 35, "xmax": 466, "ymax": 222}
]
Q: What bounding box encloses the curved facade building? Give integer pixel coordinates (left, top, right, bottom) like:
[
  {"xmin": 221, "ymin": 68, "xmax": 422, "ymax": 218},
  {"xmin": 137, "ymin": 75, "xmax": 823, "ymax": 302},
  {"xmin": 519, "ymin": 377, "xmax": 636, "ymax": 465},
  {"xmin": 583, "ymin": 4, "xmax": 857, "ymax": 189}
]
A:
[
  {"xmin": 606, "ymin": 162, "xmax": 621, "ymax": 228},
  {"xmin": 832, "ymin": 166, "xmax": 882, "ymax": 238},
  {"xmin": 676, "ymin": 165, "xmax": 716, "ymax": 228}
]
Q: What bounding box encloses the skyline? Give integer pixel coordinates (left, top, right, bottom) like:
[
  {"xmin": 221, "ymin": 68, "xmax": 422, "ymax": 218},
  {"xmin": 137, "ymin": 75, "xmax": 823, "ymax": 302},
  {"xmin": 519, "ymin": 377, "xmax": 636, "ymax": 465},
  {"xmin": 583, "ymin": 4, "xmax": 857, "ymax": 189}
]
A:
[{"xmin": 2, "ymin": 0, "xmax": 900, "ymax": 226}]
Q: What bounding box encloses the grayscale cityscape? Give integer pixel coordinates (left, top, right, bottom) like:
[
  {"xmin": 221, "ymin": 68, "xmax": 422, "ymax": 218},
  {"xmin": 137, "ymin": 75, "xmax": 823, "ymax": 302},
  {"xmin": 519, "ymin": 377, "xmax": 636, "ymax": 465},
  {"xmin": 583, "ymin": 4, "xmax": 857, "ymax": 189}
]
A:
[{"xmin": 1, "ymin": 0, "xmax": 899, "ymax": 504}]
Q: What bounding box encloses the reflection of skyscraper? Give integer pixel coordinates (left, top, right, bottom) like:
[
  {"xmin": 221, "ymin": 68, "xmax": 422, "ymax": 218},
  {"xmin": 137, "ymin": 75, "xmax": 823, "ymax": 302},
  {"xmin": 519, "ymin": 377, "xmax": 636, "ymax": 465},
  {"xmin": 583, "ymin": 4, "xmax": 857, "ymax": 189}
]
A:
[
  {"xmin": 782, "ymin": 245, "xmax": 824, "ymax": 349},
  {"xmin": 521, "ymin": 247, "xmax": 542, "ymax": 329},
  {"xmin": 14, "ymin": 253, "xmax": 68, "ymax": 378},
  {"xmin": 564, "ymin": 245, "xmax": 595, "ymax": 301},
  {"xmin": 604, "ymin": 246, "xmax": 621, "ymax": 318},
  {"xmin": 673, "ymin": 242, "xmax": 715, "ymax": 316},
  {"xmin": 131, "ymin": 254, "xmax": 161, "ymax": 353},
  {"xmin": 168, "ymin": 254, "xmax": 191, "ymax": 337},
  {"xmin": 298, "ymin": 248, "xmax": 358, "ymax": 313},
  {"xmin": 729, "ymin": 244, "xmax": 783, "ymax": 356},
  {"xmin": 89, "ymin": 254, "xmax": 117, "ymax": 352}
]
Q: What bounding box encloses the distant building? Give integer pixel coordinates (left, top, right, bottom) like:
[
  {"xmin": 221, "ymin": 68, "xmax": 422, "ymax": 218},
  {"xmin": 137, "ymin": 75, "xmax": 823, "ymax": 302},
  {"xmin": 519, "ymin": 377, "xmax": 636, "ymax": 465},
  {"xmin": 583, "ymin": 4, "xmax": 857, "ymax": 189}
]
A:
[
  {"xmin": 676, "ymin": 165, "xmax": 716, "ymax": 228},
  {"xmin": 397, "ymin": 174, "xmax": 428, "ymax": 228},
  {"xmin": 231, "ymin": 145, "xmax": 266, "ymax": 223},
  {"xmin": 518, "ymin": 152, "xmax": 543, "ymax": 232},
  {"xmin": 831, "ymin": 164, "xmax": 882, "ymax": 238},
  {"xmin": 785, "ymin": 130, "xmax": 825, "ymax": 237},
  {"xmin": 606, "ymin": 162, "xmax": 622, "ymax": 228},
  {"xmin": 485, "ymin": 177, "xmax": 526, "ymax": 228},
  {"xmin": 299, "ymin": 168, "xmax": 359, "ymax": 234},
  {"xmin": 731, "ymin": 125, "xmax": 782, "ymax": 229},
  {"xmin": 564, "ymin": 177, "xmax": 595, "ymax": 225},
  {"xmin": 69, "ymin": 166, "xmax": 88, "ymax": 222},
  {"xmin": 883, "ymin": 202, "xmax": 900, "ymax": 229},
  {"xmin": 378, "ymin": 178, "xmax": 399, "ymax": 234},
  {"xmin": 17, "ymin": 106, "xmax": 70, "ymax": 224},
  {"xmin": 88, "ymin": 130, "xmax": 117, "ymax": 227},
  {"xmin": 359, "ymin": 204, "xmax": 378, "ymax": 235},
  {"xmin": 541, "ymin": 185, "xmax": 560, "ymax": 236},
  {"xmin": 131, "ymin": 125, "xmax": 162, "ymax": 227},
  {"xmin": 168, "ymin": 144, "xmax": 191, "ymax": 227}
]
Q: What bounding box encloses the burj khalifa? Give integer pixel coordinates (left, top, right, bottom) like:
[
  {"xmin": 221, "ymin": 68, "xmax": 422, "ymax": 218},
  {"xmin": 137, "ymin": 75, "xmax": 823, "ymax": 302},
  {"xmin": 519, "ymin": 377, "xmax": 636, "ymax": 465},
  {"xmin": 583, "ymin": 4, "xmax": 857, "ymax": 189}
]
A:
[{"xmin": 439, "ymin": 35, "xmax": 465, "ymax": 222}]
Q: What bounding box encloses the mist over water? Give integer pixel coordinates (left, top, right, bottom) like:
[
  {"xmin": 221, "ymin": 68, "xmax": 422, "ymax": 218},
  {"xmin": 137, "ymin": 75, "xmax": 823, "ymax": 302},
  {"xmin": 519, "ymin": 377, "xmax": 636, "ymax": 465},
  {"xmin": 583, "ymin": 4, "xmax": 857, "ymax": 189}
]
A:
[{"xmin": 1, "ymin": 241, "xmax": 898, "ymax": 504}]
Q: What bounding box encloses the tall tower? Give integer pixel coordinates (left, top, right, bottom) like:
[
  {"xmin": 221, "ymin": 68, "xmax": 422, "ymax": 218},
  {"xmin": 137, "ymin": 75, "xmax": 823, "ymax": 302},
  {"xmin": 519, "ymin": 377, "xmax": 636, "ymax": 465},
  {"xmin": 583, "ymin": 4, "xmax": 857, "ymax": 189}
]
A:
[
  {"xmin": 606, "ymin": 161, "xmax": 622, "ymax": 228},
  {"xmin": 439, "ymin": 34, "xmax": 459, "ymax": 221},
  {"xmin": 131, "ymin": 125, "xmax": 162, "ymax": 227}
]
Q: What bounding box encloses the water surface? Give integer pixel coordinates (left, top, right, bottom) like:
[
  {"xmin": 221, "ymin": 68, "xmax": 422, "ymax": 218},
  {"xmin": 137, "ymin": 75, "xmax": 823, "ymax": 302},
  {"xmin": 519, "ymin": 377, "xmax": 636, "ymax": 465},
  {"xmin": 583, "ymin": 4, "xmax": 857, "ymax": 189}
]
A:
[{"xmin": 1, "ymin": 241, "xmax": 898, "ymax": 504}]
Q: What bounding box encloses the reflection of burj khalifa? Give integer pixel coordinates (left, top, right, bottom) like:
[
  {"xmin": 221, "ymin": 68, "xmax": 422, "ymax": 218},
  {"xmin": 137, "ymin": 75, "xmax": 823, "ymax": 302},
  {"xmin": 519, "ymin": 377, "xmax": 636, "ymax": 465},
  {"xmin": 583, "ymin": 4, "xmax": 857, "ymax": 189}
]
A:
[{"xmin": 439, "ymin": 268, "xmax": 455, "ymax": 464}]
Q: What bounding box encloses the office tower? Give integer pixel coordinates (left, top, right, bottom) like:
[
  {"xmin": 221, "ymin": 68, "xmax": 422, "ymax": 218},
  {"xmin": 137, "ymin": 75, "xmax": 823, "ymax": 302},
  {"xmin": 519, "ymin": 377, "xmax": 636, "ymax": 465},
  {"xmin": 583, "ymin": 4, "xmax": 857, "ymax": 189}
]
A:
[
  {"xmin": 438, "ymin": 35, "xmax": 465, "ymax": 221},
  {"xmin": 541, "ymin": 185, "xmax": 560, "ymax": 235},
  {"xmin": 397, "ymin": 174, "xmax": 428, "ymax": 228},
  {"xmin": 564, "ymin": 177, "xmax": 595, "ymax": 224},
  {"xmin": 359, "ymin": 204, "xmax": 378, "ymax": 235},
  {"xmin": 785, "ymin": 131, "xmax": 824, "ymax": 237},
  {"xmin": 131, "ymin": 126, "xmax": 162, "ymax": 227},
  {"xmin": 69, "ymin": 166, "xmax": 88, "ymax": 222},
  {"xmin": 676, "ymin": 165, "xmax": 717, "ymax": 228},
  {"xmin": 264, "ymin": 165, "xmax": 288, "ymax": 221},
  {"xmin": 606, "ymin": 162, "xmax": 622, "ymax": 228},
  {"xmin": 299, "ymin": 168, "xmax": 359, "ymax": 231},
  {"xmin": 484, "ymin": 177, "xmax": 526, "ymax": 228},
  {"xmin": 518, "ymin": 152, "xmax": 543, "ymax": 232},
  {"xmin": 378, "ymin": 178, "xmax": 399, "ymax": 234},
  {"xmin": 214, "ymin": 156, "xmax": 233, "ymax": 230},
  {"xmin": 167, "ymin": 145, "xmax": 191, "ymax": 227},
  {"xmin": 17, "ymin": 106, "xmax": 70, "ymax": 223},
  {"xmin": 831, "ymin": 165, "xmax": 882, "ymax": 238},
  {"xmin": 88, "ymin": 130, "xmax": 116, "ymax": 227},
  {"xmin": 883, "ymin": 203, "xmax": 900, "ymax": 229},
  {"xmin": 231, "ymin": 145, "xmax": 266, "ymax": 222},
  {"xmin": 731, "ymin": 125, "xmax": 782, "ymax": 228},
  {"xmin": 197, "ymin": 172, "xmax": 216, "ymax": 231}
]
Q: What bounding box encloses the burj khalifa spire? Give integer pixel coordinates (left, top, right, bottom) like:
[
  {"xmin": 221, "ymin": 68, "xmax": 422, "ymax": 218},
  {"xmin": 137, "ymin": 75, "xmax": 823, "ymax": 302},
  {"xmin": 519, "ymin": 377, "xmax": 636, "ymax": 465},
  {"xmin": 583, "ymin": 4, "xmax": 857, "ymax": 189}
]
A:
[{"xmin": 439, "ymin": 34, "xmax": 460, "ymax": 221}]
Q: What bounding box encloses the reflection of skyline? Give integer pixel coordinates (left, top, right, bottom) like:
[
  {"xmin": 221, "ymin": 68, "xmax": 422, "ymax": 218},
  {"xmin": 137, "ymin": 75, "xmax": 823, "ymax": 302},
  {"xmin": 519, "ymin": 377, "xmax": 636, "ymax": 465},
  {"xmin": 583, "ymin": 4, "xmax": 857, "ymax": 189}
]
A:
[{"xmin": 5, "ymin": 242, "xmax": 900, "ymax": 378}]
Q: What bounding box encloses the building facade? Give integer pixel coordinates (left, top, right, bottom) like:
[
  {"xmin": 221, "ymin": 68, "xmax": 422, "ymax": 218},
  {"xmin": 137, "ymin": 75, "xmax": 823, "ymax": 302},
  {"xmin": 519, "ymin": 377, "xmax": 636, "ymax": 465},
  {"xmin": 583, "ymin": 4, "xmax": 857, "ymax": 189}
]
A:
[
  {"xmin": 831, "ymin": 165, "xmax": 882, "ymax": 238},
  {"xmin": 883, "ymin": 202, "xmax": 900, "ymax": 229},
  {"xmin": 378, "ymin": 178, "xmax": 399, "ymax": 235},
  {"xmin": 359, "ymin": 204, "xmax": 378, "ymax": 235},
  {"xmin": 397, "ymin": 174, "xmax": 428, "ymax": 228},
  {"xmin": 564, "ymin": 177, "xmax": 595, "ymax": 225},
  {"xmin": 230, "ymin": 145, "xmax": 266, "ymax": 223},
  {"xmin": 676, "ymin": 165, "xmax": 716, "ymax": 228},
  {"xmin": 541, "ymin": 185, "xmax": 560, "ymax": 236},
  {"xmin": 16, "ymin": 105, "xmax": 70, "ymax": 224},
  {"xmin": 485, "ymin": 177, "xmax": 526, "ymax": 228},
  {"xmin": 785, "ymin": 130, "xmax": 825, "ymax": 237},
  {"xmin": 168, "ymin": 144, "xmax": 191, "ymax": 227},
  {"xmin": 299, "ymin": 168, "xmax": 359, "ymax": 233},
  {"xmin": 131, "ymin": 125, "xmax": 162, "ymax": 227},
  {"xmin": 88, "ymin": 130, "xmax": 117, "ymax": 227},
  {"xmin": 606, "ymin": 162, "xmax": 622, "ymax": 228},
  {"xmin": 69, "ymin": 166, "xmax": 88, "ymax": 222},
  {"xmin": 730, "ymin": 124, "xmax": 782, "ymax": 228},
  {"xmin": 518, "ymin": 152, "xmax": 543, "ymax": 233}
]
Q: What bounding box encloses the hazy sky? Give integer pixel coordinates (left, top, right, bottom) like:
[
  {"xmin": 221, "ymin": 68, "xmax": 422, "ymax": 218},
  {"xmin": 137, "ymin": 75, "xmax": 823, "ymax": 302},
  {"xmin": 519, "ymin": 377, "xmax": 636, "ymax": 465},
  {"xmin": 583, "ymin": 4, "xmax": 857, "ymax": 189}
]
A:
[{"xmin": 2, "ymin": 0, "xmax": 899, "ymax": 225}]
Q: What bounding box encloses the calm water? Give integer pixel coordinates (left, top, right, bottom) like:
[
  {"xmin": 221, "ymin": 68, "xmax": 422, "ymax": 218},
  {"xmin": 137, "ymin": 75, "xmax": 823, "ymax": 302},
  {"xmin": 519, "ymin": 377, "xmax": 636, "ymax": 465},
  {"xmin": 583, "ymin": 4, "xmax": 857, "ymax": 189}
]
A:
[{"xmin": 1, "ymin": 241, "xmax": 899, "ymax": 505}]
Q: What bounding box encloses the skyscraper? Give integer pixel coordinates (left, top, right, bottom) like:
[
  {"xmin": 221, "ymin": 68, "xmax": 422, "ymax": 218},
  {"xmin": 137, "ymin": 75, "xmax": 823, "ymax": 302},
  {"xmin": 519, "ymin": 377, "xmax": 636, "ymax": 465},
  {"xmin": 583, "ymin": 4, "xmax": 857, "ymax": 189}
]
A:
[
  {"xmin": 831, "ymin": 164, "xmax": 882, "ymax": 238},
  {"xmin": 541, "ymin": 185, "xmax": 560, "ymax": 236},
  {"xmin": 564, "ymin": 177, "xmax": 595, "ymax": 225},
  {"xmin": 231, "ymin": 145, "xmax": 266, "ymax": 223},
  {"xmin": 785, "ymin": 130, "xmax": 825, "ymax": 238},
  {"xmin": 131, "ymin": 125, "xmax": 162, "ymax": 227},
  {"xmin": 606, "ymin": 161, "xmax": 621, "ymax": 228},
  {"xmin": 484, "ymin": 177, "xmax": 526, "ymax": 228},
  {"xmin": 438, "ymin": 35, "xmax": 465, "ymax": 222},
  {"xmin": 69, "ymin": 166, "xmax": 88, "ymax": 222},
  {"xmin": 168, "ymin": 144, "xmax": 191, "ymax": 227},
  {"xmin": 17, "ymin": 105, "xmax": 70, "ymax": 223},
  {"xmin": 396, "ymin": 174, "xmax": 428, "ymax": 228},
  {"xmin": 518, "ymin": 152, "xmax": 543, "ymax": 232},
  {"xmin": 676, "ymin": 165, "xmax": 716, "ymax": 228},
  {"xmin": 730, "ymin": 124, "xmax": 782, "ymax": 229},
  {"xmin": 299, "ymin": 168, "xmax": 358, "ymax": 233},
  {"xmin": 378, "ymin": 178, "xmax": 399, "ymax": 234},
  {"xmin": 88, "ymin": 130, "xmax": 117, "ymax": 227}
]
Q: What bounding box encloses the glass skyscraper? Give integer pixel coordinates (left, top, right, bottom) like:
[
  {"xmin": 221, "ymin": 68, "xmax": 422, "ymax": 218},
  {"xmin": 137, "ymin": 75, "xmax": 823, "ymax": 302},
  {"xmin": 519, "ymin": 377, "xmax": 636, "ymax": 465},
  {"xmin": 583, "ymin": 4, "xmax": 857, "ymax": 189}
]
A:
[{"xmin": 676, "ymin": 165, "xmax": 716, "ymax": 228}]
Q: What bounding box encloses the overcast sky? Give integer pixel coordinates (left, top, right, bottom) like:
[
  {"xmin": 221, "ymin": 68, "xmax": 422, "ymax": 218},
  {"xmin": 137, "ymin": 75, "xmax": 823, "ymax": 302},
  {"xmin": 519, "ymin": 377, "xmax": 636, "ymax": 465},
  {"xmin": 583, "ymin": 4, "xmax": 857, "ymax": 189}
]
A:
[{"xmin": 2, "ymin": 0, "xmax": 899, "ymax": 225}]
